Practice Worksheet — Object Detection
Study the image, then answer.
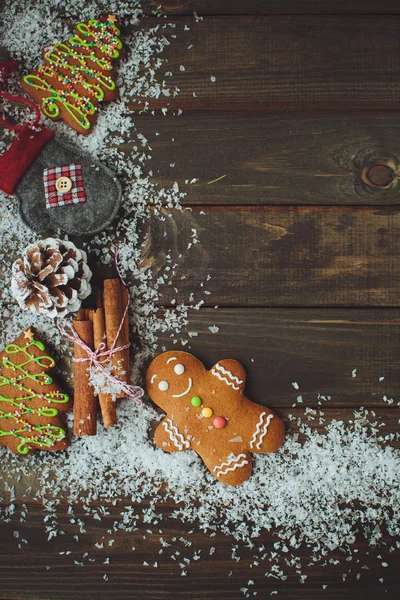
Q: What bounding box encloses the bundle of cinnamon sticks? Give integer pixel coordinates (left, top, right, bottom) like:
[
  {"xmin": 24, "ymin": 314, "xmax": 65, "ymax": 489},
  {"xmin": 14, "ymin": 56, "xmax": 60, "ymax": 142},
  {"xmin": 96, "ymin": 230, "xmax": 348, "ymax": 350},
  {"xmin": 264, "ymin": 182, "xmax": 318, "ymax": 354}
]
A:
[{"xmin": 73, "ymin": 279, "xmax": 130, "ymax": 436}]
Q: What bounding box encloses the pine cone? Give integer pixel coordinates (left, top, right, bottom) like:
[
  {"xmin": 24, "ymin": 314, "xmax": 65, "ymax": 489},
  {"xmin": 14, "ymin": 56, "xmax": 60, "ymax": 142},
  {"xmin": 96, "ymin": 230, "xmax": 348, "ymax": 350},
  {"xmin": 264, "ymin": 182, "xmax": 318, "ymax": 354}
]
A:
[{"xmin": 11, "ymin": 238, "xmax": 92, "ymax": 318}]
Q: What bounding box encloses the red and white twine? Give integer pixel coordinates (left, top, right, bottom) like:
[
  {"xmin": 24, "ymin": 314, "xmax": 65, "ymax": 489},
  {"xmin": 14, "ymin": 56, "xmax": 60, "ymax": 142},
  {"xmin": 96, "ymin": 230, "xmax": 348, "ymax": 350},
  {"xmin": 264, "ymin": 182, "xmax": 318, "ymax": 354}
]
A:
[{"xmin": 58, "ymin": 319, "xmax": 144, "ymax": 404}]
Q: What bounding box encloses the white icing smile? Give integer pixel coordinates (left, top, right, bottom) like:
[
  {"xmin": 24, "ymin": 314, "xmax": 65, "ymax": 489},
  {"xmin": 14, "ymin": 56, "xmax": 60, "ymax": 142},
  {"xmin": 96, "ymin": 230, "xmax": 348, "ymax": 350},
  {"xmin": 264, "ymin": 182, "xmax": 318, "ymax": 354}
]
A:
[{"xmin": 172, "ymin": 377, "xmax": 193, "ymax": 398}]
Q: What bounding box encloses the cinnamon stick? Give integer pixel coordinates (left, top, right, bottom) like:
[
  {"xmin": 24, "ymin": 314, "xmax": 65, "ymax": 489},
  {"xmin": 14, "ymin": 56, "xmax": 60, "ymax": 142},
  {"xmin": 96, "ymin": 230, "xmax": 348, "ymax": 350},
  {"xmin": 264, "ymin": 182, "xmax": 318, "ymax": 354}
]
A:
[
  {"xmin": 91, "ymin": 307, "xmax": 117, "ymax": 427},
  {"xmin": 122, "ymin": 283, "xmax": 130, "ymax": 370},
  {"xmin": 103, "ymin": 279, "xmax": 130, "ymax": 399},
  {"xmin": 73, "ymin": 313, "xmax": 97, "ymax": 436}
]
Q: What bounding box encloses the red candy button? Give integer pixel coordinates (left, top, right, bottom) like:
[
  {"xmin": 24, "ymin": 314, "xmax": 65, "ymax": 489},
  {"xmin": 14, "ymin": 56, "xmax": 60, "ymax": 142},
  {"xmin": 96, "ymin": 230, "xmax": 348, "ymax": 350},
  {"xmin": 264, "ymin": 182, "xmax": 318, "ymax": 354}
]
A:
[{"xmin": 213, "ymin": 416, "xmax": 227, "ymax": 429}]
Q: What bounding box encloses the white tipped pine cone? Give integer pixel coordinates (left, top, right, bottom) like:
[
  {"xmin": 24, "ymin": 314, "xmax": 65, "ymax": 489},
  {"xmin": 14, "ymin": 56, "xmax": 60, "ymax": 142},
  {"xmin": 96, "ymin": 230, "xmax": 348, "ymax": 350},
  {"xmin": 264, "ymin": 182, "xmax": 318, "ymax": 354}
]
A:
[{"xmin": 11, "ymin": 238, "xmax": 92, "ymax": 318}]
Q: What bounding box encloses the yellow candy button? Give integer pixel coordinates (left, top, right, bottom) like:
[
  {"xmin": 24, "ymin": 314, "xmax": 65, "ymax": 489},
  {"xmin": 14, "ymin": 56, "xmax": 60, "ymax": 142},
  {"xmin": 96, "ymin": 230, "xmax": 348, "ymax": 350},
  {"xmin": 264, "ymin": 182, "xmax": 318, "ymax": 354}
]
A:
[{"xmin": 201, "ymin": 407, "xmax": 213, "ymax": 418}]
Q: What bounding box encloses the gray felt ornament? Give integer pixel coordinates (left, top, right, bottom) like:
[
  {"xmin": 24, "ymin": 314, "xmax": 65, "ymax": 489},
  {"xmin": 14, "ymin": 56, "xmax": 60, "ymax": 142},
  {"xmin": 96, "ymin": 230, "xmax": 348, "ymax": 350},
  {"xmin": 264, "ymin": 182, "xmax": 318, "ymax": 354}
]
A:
[{"xmin": 16, "ymin": 138, "xmax": 121, "ymax": 237}]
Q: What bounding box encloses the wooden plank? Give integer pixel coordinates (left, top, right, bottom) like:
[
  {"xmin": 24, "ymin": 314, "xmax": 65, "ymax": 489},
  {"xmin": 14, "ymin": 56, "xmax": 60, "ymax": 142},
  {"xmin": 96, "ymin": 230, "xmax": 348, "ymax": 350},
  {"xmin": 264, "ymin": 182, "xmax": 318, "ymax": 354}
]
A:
[
  {"xmin": 0, "ymin": 499, "xmax": 399, "ymax": 600},
  {"xmin": 141, "ymin": 206, "xmax": 400, "ymax": 307},
  {"xmin": 143, "ymin": 0, "xmax": 400, "ymax": 15},
  {"xmin": 134, "ymin": 16, "xmax": 400, "ymax": 112},
  {"xmin": 136, "ymin": 113, "xmax": 400, "ymax": 205},
  {"xmin": 155, "ymin": 308, "xmax": 400, "ymax": 408}
]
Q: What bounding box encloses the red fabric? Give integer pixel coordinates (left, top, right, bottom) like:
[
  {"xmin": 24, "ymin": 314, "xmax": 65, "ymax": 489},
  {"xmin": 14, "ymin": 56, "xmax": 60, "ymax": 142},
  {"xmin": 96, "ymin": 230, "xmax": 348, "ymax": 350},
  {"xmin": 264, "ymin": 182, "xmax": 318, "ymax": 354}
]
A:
[
  {"xmin": 0, "ymin": 60, "xmax": 53, "ymax": 195},
  {"xmin": 0, "ymin": 125, "xmax": 54, "ymax": 194},
  {"xmin": 43, "ymin": 163, "xmax": 86, "ymax": 208}
]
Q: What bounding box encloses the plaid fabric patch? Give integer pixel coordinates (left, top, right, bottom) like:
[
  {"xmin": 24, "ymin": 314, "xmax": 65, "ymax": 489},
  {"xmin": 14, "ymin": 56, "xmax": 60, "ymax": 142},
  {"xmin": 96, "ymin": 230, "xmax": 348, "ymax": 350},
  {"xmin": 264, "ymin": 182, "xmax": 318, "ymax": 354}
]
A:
[{"xmin": 43, "ymin": 163, "xmax": 86, "ymax": 209}]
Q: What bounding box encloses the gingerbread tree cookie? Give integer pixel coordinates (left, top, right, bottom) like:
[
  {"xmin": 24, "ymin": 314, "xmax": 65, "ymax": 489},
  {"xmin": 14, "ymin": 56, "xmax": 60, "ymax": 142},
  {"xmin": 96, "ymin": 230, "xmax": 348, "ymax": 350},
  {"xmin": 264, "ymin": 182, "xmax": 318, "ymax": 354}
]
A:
[
  {"xmin": 21, "ymin": 15, "xmax": 122, "ymax": 135},
  {"xmin": 0, "ymin": 327, "xmax": 71, "ymax": 455},
  {"xmin": 146, "ymin": 351, "xmax": 285, "ymax": 486}
]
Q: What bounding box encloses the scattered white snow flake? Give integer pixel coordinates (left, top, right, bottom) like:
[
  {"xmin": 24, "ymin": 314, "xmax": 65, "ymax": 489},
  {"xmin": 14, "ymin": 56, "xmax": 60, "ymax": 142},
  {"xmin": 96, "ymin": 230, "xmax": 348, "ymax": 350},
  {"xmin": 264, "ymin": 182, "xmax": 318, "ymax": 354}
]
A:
[
  {"xmin": 208, "ymin": 325, "xmax": 219, "ymax": 334},
  {"xmin": 383, "ymin": 396, "xmax": 394, "ymax": 405},
  {"xmin": 292, "ymin": 382, "xmax": 299, "ymax": 390},
  {"xmin": 352, "ymin": 369, "xmax": 357, "ymax": 378}
]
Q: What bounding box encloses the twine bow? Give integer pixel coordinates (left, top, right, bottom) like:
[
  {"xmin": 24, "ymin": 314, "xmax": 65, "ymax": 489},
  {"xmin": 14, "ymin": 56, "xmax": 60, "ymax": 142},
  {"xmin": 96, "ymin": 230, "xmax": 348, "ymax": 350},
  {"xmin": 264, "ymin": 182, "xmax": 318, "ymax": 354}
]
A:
[{"xmin": 58, "ymin": 319, "xmax": 144, "ymax": 403}]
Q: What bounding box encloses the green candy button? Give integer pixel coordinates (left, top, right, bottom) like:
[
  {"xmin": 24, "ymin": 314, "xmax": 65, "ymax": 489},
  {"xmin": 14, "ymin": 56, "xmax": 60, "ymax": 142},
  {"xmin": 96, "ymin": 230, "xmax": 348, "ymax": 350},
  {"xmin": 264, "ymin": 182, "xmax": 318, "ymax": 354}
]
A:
[{"xmin": 191, "ymin": 396, "xmax": 202, "ymax": 407}]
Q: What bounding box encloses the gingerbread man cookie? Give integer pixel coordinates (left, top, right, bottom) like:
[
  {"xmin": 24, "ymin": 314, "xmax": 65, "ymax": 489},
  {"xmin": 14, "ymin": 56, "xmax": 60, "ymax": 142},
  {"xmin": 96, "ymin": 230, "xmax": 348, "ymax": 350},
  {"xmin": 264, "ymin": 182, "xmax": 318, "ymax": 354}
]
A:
[{"xmin": 146, "ymin": 352, "xmax": 285, "ymax": 486}]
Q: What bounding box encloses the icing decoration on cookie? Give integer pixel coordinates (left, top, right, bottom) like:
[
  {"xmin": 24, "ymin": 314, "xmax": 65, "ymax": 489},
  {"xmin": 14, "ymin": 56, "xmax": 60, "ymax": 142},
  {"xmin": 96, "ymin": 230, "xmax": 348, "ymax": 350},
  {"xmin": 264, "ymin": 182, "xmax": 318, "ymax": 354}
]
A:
[
  {"xmin": 71, "ymin": 19, "xmax": 122, "ymax": 58},
  {"xmin": 146, "ymin": 351, "xmax": 285, "ymax": 486},
  {"xmin": 210, "ymin": 362, "xmax": 244, "ymax": 391},
  {"xmin": 162, "ymin": 417, "xmax": 190, "ymax": 450},
  {"xmin": 213, "ymin": 453, "xmax": 249, "ymax": 477},
  {"xmin": 0, "ymin": 328, "xmax": 71, "ymax": 455},
  {"xmin": 249, "ymin": 412, "xmax": 274, "ymax": 450},
  {"xmin": 172, "ymin": 377, "xmax": 192, "ymax": 398},
  {"xmin": 21, "ymin": 16, "xmax": 122, "ymax": 135}
]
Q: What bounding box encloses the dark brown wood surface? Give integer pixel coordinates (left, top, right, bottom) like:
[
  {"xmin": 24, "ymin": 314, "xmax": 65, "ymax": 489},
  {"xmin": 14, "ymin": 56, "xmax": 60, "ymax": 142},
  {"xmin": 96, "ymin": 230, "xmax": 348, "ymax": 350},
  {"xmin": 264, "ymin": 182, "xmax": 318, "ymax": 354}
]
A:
[
  {"xmin": 135, "ymin": 16, "xmax": 400, "ymax": 112},
  {"xmin": 143, "ymin": 0, "xmax": 400, "ymax": 15},
  {"xmin": 2, "ymin": 1, "xmax": 400, "ymax": 599},
  {"xmin": 138, "ymin": 114, "xmax": 400, "ymax": 205},
  {"xmin": 142, "ymin": 207, "xmax": 400, "ymax": 307},
  {"xmin": 0, "ymin": 502, "xmax": 398, "ymax": 600}
]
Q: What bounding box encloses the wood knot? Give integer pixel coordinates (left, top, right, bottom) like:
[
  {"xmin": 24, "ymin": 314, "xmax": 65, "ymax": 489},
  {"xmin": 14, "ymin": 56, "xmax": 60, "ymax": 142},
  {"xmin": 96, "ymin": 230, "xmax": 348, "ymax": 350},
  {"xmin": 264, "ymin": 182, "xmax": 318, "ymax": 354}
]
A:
[{"xmin": 362, "ymin": 163, "xmax": 396, "ymax": 189}]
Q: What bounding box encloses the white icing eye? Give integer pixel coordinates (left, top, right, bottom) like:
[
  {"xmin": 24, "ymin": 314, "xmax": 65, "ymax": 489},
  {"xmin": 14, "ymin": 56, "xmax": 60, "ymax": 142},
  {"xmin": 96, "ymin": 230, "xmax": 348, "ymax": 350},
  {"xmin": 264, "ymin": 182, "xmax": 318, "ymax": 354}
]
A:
[
  {"xmin": 174, "ymin": 363, "xmax": 185, "ymax": 375},
  {"xmin": 158, "ymin": 380, "xmax": 169, "ymax": 391}
]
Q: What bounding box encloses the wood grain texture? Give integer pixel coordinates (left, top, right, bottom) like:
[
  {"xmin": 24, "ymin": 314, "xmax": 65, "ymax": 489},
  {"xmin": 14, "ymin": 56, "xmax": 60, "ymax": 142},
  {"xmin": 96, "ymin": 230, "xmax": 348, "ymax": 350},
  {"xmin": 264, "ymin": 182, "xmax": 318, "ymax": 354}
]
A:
[
  {"xmin": 155, "ymin": 308, "xmax": 400, "ymax": 407},
  {"xmin": 135, "ymin": 16, "xmax": 400, "ymax": 112},
  {"xmin": 136, "ymin": 113, "xmax": 400, "ymax": 205},
  {"xmin": 141, "ymin": 206, "xmax": 400, "ymax": 307},
  {"xmin": 143, "ymin": 0, "xmax": 400, "ymax": 15},
  {"xmin": 0, "ymin": 495, "xmax": 399, "ymax": 600}
]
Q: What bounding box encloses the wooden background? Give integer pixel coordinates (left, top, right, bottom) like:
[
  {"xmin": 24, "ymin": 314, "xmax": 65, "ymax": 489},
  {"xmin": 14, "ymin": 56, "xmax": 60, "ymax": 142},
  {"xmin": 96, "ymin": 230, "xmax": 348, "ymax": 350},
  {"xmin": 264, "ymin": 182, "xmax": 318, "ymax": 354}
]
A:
[{"xmin": 1, "ymin": 0, "xmax": 400, "ymax": 598}]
